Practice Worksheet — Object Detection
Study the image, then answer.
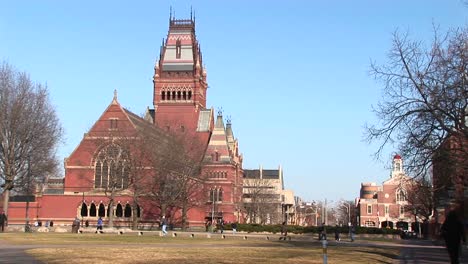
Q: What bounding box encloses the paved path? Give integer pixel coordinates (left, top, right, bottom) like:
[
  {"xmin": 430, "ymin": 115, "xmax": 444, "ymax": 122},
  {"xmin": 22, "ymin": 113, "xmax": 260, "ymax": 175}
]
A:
[
  {"xmin": 0, "ymin": 241, "xmax": 43, "ymax": 264},
  {"xmin": 395, "ymin": 239, "xmax": 468, "ymax": 264}
]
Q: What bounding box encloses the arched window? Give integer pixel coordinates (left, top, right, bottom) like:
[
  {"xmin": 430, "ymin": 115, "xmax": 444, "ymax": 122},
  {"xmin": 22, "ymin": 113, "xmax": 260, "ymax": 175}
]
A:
[
  {"xmin": 80, "ymin": 203, "xmax": 88, "ymax": 217},
  {"xmin": 107, "ymin": 204, "xmax": 114, "ymax": 217},
  {"xmin": 396, "ymin": 189, "xmax": 406, "ymax": 202},
  {"xmin": 116, "ymin": 203, "xmax": 123, "ymax": 217},
  {"xmin": 176, "ymin": 39, "xmax": 182, "ymax": 59},
  {"xmin": 94, "ymin": 144, "xmax": 129, "ymax": 190},
  {"xmin": 177, "ymin": 91, "xmax": 181, "ymax": 100},
  {"xmin": 98, "ymin": 203, "xmax": 106, "ymax": 217},
  {"xmin": 172, "ymin": 91, "xmax": 176, "ymax": 100},
  {"xmin": 89, "ymin": 203, "xmax": 97, "ymax": 217},
  {"xmin": 136, "ymin": 205, "xmax": 141, "ymax": 218},
  {"xmin": 124, "ymin": 204, "xmax": 132, "ymax": 217},
  {"xmin": 161, "ymin": 91, "xmax": 166, "ymax": 101},
  {"xmin": 183, "ymin": 91, "xmax": 187, "ymax": 100},
  {"xmin": 188, "ymin": 91, "xmax": 192, "ymax": 100},
  {"xmin": 218, "ymin": 188, "xmax": 223, "ymax": 202}
]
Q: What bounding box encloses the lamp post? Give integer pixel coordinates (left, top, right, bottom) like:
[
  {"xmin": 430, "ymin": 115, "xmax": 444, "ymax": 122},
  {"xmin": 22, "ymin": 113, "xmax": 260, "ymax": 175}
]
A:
[{"xmin": 341, "ymin": 202, "xmax": 351, "ymax": 226}]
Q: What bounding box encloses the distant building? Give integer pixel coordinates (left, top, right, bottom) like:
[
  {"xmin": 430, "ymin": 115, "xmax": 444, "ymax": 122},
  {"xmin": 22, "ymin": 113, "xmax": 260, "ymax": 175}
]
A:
[
  {"xmin": 242, "ymin": 166, "xmax": 294, "ymax": 224},
  {"xmin": 357, "ymin": 155, "xmax": 417, "ymax": 230}
]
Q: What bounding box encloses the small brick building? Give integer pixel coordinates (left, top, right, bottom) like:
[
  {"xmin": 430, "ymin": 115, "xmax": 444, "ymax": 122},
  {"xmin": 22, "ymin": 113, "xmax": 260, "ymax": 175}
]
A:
[{"xmin": 357, "ymin": 155, "xmax": 417, "ymax": 230}]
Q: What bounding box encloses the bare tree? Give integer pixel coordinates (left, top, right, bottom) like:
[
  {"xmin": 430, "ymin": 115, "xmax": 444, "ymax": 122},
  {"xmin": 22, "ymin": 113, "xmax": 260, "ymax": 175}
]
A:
[
  {"xmin": 365, "ymin": 27, "xmax": 467, "ymax": 176},
  {"xmin": 242, "ymin": 178, "xmax": 280, "ymax": 224},
  {"xmin": 405, "ymin": 177, "xmax": 433, "ymax": 221},
  {"xmin": 142, "ymin": 127, "xmax": 207, "ymax": 230},
  {"xmin": 0, "ymin": 62, "xmax": 63, "ymax": 214}
]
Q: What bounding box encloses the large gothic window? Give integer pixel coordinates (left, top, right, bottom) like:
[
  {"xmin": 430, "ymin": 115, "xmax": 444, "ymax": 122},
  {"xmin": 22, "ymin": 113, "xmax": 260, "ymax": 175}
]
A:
[
  {"xmin": 94, "ymin": 144, "xmax": 129, "ymax": 190},
  {"xmin": 396, "ymin": 189, "xmax": 406, "ymax": 202}
]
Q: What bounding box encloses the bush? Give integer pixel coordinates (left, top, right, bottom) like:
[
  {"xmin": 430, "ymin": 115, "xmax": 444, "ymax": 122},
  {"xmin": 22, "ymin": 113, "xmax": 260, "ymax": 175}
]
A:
[{"xmin": 232, "ymin": 224, "xmax": 401, "ymax": 235}]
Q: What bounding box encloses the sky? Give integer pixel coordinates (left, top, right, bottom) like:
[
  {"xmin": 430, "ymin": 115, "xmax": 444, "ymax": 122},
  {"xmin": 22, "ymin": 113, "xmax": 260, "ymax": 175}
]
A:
[{"xmin": 1, "ymin": 1, "xmax": 466, "ymax": 204}]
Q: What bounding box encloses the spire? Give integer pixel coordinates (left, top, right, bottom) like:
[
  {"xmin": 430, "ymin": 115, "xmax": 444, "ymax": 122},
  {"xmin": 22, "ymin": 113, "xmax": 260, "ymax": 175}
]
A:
[
  {"xmin": 215, "ymin": 108, "xmax": 224, "ymax": 128},
  {"xmin": 112, "ymin": 89, "xmax": 118, "ymax": 104},
  {"xmin": 226, "ymin": 116, "xmax": 234, "ymax": 143}
]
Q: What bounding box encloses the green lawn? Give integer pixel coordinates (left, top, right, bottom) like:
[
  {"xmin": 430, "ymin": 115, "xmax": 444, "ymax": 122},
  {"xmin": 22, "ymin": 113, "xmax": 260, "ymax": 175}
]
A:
[{"xmin": 0, "ymin": 233, "xmax": 399, "ymax": 263}]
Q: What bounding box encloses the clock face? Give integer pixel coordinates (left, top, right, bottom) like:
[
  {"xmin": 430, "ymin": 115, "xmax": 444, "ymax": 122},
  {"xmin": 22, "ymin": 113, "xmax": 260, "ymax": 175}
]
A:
[{"xmin": 385, "ymin": 193, "xmax": 389, "ymax": 198}]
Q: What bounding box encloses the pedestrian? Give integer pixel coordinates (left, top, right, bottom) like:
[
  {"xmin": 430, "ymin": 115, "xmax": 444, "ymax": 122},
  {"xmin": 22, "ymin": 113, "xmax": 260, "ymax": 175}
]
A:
[
  {"xmin": 350, "ymin": 225, "xmax": 356, "ymax": 242},
  {"xmin": 85, "ymin": 220, "xmax": 89, "ymax": 228},
  {"xmin": 72, "ymin": 217, "xmax": 80, "ymax": 233},
  {"xmin": 281, "ymin": 221, "xmax": 288, "ymax": 238},
  {"xmin": 218, "ymin": 219, "xmax": 224, "ymax": 234},
  {"xmin": 96, "ymin": 217, "xmax": 103, "ymax": 233},
  {"xmin": 45, "ymin": 220, "xmax": 50, "ymax": 228},
  {"xmin": 334, "ymin": 225, "xmax": 340, "ymax": 241},
  {"xmin": 231, "ymin": 222, "xmax": 238, "ymax": 234},
  {"xmin": 0, "ymin": 211, "xmax": 7, "ymax": 232},
  {"xmin": 441, "ymin": 210, "xmax": 466, "ymax": 264},
  {"xmin": 161, "ymin": 216, "xmax": 168, "ymax": 236}
]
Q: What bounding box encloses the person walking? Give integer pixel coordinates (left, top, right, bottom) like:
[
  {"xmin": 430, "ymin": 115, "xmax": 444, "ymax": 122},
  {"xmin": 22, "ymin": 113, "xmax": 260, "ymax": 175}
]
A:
[
  {"xmin": 350, "ymin": 225, "xmax": 356, "ymax": 242},
  {"xmin": 441, "ymin": 210, "xmax": 466, "ymax": 264},
  {"xmin": 96, "ymin": 217, "xmax": 103, "ymax": 233},
  {"xmin": 161, "ymin": 216, "xmax": 168, "ymax": 236},
  {"xmin": 281, "ymin": 221, "xmax": 288, "ymax": 239},
  {"xmin": 0, "ymin": 211, "xmax": 7, "ymax": 232},
  {"xmin": 231, "ymin": 222, "xmax": 238, "ymax": 234},
  {"xmin": 334, "ymin": 225, "xmax": 340, "ymax": 241}
]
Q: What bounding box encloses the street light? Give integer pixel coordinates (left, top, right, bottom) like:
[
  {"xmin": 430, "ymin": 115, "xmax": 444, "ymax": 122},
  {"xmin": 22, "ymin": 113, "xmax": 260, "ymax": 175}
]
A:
[{"xmin": 340, "ymin": 202, "xmax": 351, "ymax": 226}]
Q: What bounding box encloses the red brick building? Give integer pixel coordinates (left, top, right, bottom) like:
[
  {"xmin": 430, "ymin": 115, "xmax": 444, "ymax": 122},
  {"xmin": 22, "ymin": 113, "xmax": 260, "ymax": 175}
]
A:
[
  {"xmin": 2, "ymin": 16, "xmax": 244, "ymax": 228},
  {"xmin": 357, "ymin": 155, "xmax": 417, "ymax": 230},
  {"xmin": 432, "ymin": 134, "xmax": 467, "ymax": 225}
]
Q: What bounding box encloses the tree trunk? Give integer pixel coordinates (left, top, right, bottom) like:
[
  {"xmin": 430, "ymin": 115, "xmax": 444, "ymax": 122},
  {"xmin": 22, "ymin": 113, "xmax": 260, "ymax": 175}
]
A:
[
  {"xmin": 131, "ymin": 200, "xmax": 139, "ymax": 230},
  {"xmin": 2, "ymin": 190, "xmax": 9, "ymax": 215},
  {"xmin": 181, "ymin": 201, "xmax": 187, "ymax": 231},
  {"xmin": 108, "ymin": 194, "xmax": 114, "ymax": 228}
]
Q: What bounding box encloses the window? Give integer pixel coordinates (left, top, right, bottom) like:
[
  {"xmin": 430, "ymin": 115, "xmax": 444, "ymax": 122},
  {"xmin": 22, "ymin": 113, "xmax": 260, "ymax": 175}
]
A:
[
  {"xmin": 209, "ymin": 188, "xmax": 223, "ymax": 202},
  {"xmin": 396, "ymin": 189, "xmax": 406, "ymax": 202},
  {"xmin": 89, "ymin": 203, "xmax": 97, "ymax": 217},
  {"xmin": 385, "ymin": 205, "xmax": 389, "ymax": 216},
  {"xmin": 81, "ymin": 203, "xmax": 88, "ymax": 217},
  {"xmin": 98, "ymin": 203, "xmax": 106, "ymax": 217},
  {"xmin": 124, "ymin": 204, "xmax": 132, "ymax": 217},
  {"xmin": 367, "ymin": 204, "xmax": 372, "ymax": 214},
  {"xmin": 365, "ymin": 220, "xmax": 375, "ymax": 227},
  {"xmin": 161, "ymin": 91, "xmax": 166, "ymax": 101},
  {"xmin": 116, "ymin": 204, "xmax": 123, "ymax": 217},
  {"xmin": 400, "ymin": 206, "xmax": 405, "ymax": 215},
  {"xmin": 110, "ymin": 119, "xmax": 118, "ymax": 129},
  {"xmin": 176, "ymin": 39, "xmax": 182, "ymax": 59},
  {"xmin": 94, "ymin": 144, "xmax": 129, "ymax": 190},
  {"xmin": 215, "ymin": 152, "xmax": 219, "ymax": 161}
]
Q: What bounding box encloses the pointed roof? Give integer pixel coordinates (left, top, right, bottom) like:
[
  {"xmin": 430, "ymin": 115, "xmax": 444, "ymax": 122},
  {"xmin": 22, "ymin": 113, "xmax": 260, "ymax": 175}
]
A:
[{"xmin": 205, "ymin": 111, "xmax": 230, "ymax": 163}]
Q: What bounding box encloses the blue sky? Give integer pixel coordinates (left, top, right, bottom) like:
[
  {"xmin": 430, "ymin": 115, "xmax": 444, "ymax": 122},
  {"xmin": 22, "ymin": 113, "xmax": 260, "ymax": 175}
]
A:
[{"xmin": 1, "ymin": 1, "xmax": 466, "ymax": 204}]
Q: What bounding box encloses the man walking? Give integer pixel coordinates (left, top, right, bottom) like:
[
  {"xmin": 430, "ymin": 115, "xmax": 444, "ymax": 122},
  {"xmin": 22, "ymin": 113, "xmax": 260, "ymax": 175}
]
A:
[
  {"xmin": 161, "ymin": 216, "xmax": 168, "ymax": 236},
  {"xmin": 0, "ymin": 211, "xmax": 7, "ymax": 232}
]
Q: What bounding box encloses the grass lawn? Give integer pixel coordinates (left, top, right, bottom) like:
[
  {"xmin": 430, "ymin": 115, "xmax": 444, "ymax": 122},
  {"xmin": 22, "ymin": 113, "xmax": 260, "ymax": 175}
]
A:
[{"xmin": 0, "ymin": 233, "xmax": 399, "ymax": 263}]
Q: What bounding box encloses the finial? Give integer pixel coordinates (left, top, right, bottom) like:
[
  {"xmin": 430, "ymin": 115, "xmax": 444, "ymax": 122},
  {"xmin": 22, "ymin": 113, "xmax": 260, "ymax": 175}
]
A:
[
  {"xmin": 112, "ymin": 89, "xmax": 118, "ymax": 104},
  {"xmin": 169, "ymin": 6, "xmax": 172, "ymax": 21},
  {"xmin": 226, "ymin": 115, "xmax": 231, "ymax": 125},
  {"xmin": 190, "ymin": 6, "xmax": 193, "ymax": 20},
  {"xmin": 217, "ymin": 107, "xmax": 223, "ymax": 117}
]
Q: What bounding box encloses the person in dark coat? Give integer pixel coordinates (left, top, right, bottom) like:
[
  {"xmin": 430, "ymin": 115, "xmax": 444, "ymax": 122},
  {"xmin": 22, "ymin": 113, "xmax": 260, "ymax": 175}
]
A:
[
  {"xmin": 334, "ymin": 225, "xmax": 340, "ymax": 241},
  {"xmin": 441, "ymin": 210, "xmax": 466, "ymax": 264},
  {"xmin": 0, "ymin": 211, "xmax": 7, "ymax": 232},
  {"xmin": 281, "ymin": 221, "xmax": 288, "ymax": 237}
]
